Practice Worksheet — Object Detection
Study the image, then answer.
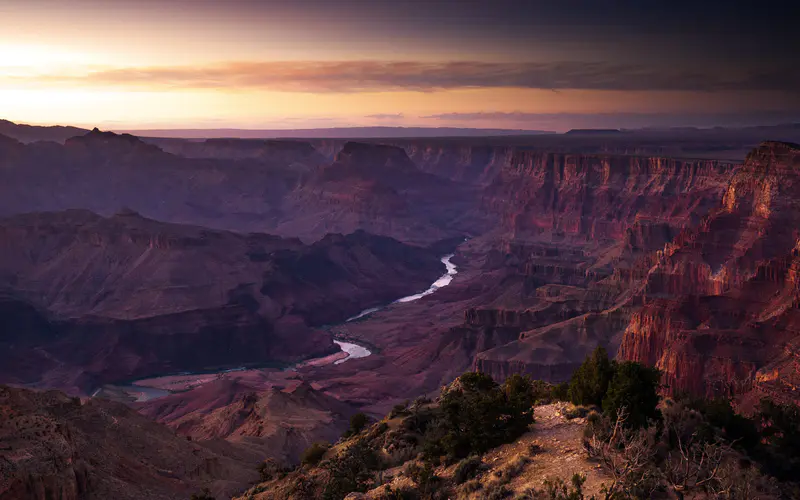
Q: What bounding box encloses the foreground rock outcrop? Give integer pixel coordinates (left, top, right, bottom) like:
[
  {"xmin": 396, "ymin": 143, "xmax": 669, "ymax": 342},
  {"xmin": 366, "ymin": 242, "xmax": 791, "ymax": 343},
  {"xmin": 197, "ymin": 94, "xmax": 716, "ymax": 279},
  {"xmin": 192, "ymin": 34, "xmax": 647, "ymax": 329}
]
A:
[{"xmin": 0, "ymin": 385, "xmax": 260, "ymax": 500}]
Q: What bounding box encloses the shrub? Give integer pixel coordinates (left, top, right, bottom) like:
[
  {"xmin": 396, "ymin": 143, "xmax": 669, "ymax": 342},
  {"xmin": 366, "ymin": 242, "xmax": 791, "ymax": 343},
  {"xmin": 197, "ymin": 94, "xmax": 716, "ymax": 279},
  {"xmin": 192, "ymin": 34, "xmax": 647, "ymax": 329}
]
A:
[
  {"xmin": 602, "ymin": 361, "xmax": 661, "ymax": 429},
  {"xmin": 390, "ymin": 402, "xmax": 411, "ymax": 419},
  {"xmin": 322, "ymin": 439, "xmax": 380, "ymax": 500},
  {"xmin": 697, "ymin": 398, "xmax": 759, "ymax": 450},
  {"xmin": 189, "ymin": 488, "xmax": 215, "ymax": 500},
  {"xmin": 551, "ymin": 382, "xmax": 570, "ymax": 402},
  {"xmin": 376, "ymin": 485, "xmax": 421, "ymax": 500},
  {"xmin": 301, "ymin": 442, "xmax": 330, "ymax": 466},
  {"xmin": 257, "ymin": 458, "xmax": 286, "ymax": 481},
  {"xmin": 461, "ymin": 478, "xmax": 483, "ymax": 494},
  {"xmin": 582, "ymin": 411, "xmax": 606, "ymax": 441},
  {"xmin": 287, "ymin": 472, "xmax": 317, "ymax": 499},
  {"xmin": 429, "ymin": 371, "xmax": 536, "ymax": 460},
  {"xmin": 563, "ymin": 405, "xmax": 591, "ymax": 420},
  {"xmin": 412, "ymin": 396, "xmax": 432, "ymax": 407},
  {"xmin": 495, "ymin": 455, "xmax": 528, "ymax": 482},
  {"xmin": 480, "ymin": 483, "xmax": 511, "ymax": 500},
  {"xmin": 405, "ymin": 460, "xmax": 440, "ymax": 496},
  {"xmin": 528, "ymin": 379, "xmax": 571, "ymax": 404},
  {"xmin": 756, "ymin": 398, "xmax": 800, "ymax": 480},
  {"xmin": 347, "ymin": 412, "xmax": 370, "ymax": 436},
  {"xmin": 502, "ymin": 374, "xmax": 537, "ymax": 435},
  {"xmin": 534, "ymin": 474, "xmax": 591, "ymax": 500},
  {"xmin": 402, "ymin": 405, "xmax": 438, "ymax": 435},
  {"xmin": 568, "ymin": 346, "xmax": 615, "ymax": 407},
  {"xmin": 454, "ymin": 455, "xmax": 485, "ymax": 484}
]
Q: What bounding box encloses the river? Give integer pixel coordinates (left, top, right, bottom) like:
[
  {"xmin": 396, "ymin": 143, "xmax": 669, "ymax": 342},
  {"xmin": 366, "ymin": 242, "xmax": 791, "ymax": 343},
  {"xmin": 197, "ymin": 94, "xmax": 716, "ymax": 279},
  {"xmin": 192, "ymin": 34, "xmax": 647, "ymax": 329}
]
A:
[
  {"xmin": 107, "ymin": 253, "xmax": 459, "ymax": 400},
  {"xmin": 334, "ymin": 253, "xmax": 458, "ymax": 363}
]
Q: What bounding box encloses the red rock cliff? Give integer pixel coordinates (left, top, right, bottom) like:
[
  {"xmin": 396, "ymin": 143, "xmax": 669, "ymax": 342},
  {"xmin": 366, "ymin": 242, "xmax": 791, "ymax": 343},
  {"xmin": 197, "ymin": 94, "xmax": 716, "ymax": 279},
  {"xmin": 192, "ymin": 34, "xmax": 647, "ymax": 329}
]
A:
[{"xmin": 618, "ymin": 141, "xmax": 800, "ymax": 401}]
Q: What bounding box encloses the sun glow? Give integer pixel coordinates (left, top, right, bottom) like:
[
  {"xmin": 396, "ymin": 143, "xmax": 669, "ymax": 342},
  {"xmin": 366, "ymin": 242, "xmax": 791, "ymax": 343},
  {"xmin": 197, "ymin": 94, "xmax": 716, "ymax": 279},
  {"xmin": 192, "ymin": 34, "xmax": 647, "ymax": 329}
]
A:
[{"xmin": 0, "ymin": 43, "xmax": 98, "ymax": 77}]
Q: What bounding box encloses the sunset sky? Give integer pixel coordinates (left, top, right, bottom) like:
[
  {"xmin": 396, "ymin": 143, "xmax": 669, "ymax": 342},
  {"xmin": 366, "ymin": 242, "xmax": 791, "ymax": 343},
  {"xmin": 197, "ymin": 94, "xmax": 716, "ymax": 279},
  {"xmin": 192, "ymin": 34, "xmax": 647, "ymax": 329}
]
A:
[{"xmin": 1, "ymin": 0, "xmax": 797, "ymax": 131}]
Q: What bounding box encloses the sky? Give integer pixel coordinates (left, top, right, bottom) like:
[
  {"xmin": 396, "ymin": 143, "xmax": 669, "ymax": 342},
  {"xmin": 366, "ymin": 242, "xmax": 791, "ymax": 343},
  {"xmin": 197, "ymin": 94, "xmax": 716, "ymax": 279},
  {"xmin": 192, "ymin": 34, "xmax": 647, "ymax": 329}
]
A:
[{"xmin": 0, "ymin": 0, "xmax": 797, "ymax": 131}]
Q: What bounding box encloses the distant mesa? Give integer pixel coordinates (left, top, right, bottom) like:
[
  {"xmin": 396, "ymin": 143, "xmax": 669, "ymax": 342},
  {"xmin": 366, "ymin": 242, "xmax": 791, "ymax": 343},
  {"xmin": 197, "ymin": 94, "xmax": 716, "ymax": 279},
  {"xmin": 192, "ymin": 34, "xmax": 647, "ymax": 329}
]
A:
[
  {"xmin": 115, "ymin": 206, "xmax": 141, "ymax": 217},
  {"xmin": 336, "ymin": 140, "xmax": 412, "ymax": 161},
  {"xmin": 564, "ymin": 128, "xmax": 623, "ymax": 135},
  {"xmin": 0, "ymin": 118, "xmax": 88, "ymax": 144}
]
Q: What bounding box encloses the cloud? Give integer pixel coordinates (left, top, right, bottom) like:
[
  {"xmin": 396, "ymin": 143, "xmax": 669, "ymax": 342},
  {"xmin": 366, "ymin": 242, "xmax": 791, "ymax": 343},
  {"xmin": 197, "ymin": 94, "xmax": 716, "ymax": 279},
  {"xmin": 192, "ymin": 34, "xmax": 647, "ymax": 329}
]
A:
[
  {"xmin": 419, "ymin": 111, "xmax": 800, "ymax": 129},
  {"xmin": 11, "ymin": 60, "xmax": 799, "ymax": 93},
  {"xmin": 365, "ymin": 113, "xmax": 405, "ymax": 119}
]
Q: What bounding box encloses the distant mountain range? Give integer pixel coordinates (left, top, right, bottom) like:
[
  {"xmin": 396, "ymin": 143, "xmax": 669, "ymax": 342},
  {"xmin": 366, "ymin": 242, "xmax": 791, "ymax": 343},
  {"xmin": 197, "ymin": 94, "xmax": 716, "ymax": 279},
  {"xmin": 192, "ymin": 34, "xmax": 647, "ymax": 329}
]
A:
[{"xmin": 119, "ymin": 126, "xmax": 556, "ymax": 139}]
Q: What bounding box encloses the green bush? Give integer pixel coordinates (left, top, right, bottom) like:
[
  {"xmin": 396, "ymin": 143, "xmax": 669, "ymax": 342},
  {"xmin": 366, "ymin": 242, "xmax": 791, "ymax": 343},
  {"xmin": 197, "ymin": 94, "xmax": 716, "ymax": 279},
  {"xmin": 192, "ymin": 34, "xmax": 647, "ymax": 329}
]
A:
[
  {"xmin": 601, "ymin": 361, "xmax": 661, "ymax": 429},
  {"xmin": 301, "ymin": 442, "xmax": 330, "ymax": 466},
  {"xmin": 405, "ymin": 460, "xmax": 440, "ymax": 496},
  {"xmin": 551, "ymin": 382, "xmax": 570, "ymax": 402},
  {"xmin": 756, "ymin": 398, "xmax": 800, "ymax": 480},
  {"xmin": 377, "ymin": 485, "xmax": 421, "ymax": 500},
  {"xmin": 429, "ymin": 372, "xmax": 536, "ymax": 460},
  {"xmin": 322, "ymin": 439, "xmax": 380, "ymax": 500},
  {"xmin": 343, "ymin": 412, "xmax": 370, "ymax": 438},
  {"xmin": 454, "ymin": 455, "xmax": 484, "ymax": 484},
  {"xmin": 563, "ymin": 405, "xmax": 592, "ymax": 420},
  {"xmin": 698, "ymin": 398, "xmax": 759, "ymax": 450},
  {"xmin": 480, "ymin": 483, "xmax": 511, "ymax": 500},
  {"xmin": 568, "ymin": 346, "xmax": 615, "ymax": 407},
  {"xmin": 189, "ymin": 488, "xmax": 215, "ymax": 500},
  {"xmin": 390, "ymin": 401, "xmax": 411, "ymax": 419},
  {"xmin": 502, "ymin": 374, "xmax": 537, "ymax": 435},
  {"xmin": 257, "ymin": 458, "xmax": 287, "ymax": 480},
  {"xmin": 351, "ymin": 412, "xmax": 369, "ymax": 433},
  {"xmin": 534, "ymin": 474, "xmax": 591, "ymax": 500},
  {"xmin": 494, "ymin": 455, "xmax": 528, "ymax": 483}
]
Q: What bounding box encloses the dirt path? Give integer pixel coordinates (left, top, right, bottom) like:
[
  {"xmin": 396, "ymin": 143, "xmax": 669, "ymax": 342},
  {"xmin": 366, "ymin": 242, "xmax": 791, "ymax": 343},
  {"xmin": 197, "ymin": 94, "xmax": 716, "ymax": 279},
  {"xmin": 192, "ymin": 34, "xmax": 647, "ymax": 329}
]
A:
[{"xmin": 470, "ymin": 402, "xmax": 611, "ymax": 498}]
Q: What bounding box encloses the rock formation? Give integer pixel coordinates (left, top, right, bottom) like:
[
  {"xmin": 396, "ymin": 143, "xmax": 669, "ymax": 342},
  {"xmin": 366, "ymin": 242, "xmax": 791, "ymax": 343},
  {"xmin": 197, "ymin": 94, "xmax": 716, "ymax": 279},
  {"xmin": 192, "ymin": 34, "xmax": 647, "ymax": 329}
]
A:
[
  {"xmin": 0, "ymin": 210, "xmax": 445, "ymax": 392},
  {"xmin": 0, "ymin": 385, "xmax": 260, "ymax": 500},
  {"xmin": 138, "ymin": 379, "xmax": 357, "ymax": 464},
  {"xmin": 618, "ymin": 141, "xmax": 800, "ymax": 403}
]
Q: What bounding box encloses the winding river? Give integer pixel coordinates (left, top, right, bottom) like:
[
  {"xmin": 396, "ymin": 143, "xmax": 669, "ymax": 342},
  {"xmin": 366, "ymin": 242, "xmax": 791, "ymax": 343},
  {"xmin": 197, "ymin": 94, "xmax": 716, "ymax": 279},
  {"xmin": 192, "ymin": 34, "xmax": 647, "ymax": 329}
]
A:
[
  {"xmin": 334, "ymin": 253, "xmax": 458, "ymax": 363},
  {"xmin": 109, "ymin": 253, "xmax": 459, "ymax": 400}
]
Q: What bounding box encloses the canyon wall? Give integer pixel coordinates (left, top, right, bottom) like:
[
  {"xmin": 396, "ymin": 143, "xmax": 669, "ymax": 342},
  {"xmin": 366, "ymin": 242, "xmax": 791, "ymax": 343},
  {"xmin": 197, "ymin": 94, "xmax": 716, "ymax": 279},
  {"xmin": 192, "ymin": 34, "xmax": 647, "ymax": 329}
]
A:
[
  {"xmin": 0, "ymin": 209, "xmax": 445, "ymax": 391},
  {"xmin": 618, "ymin": 141, "xmax": 800, "ymax": 402},
  {"xmin": 447, "ymin": 152, "xmax": 739, "ymax": 383},
  {"xmin": 0, "ymin": 385, "xmax": 259, "ymax": 500}
]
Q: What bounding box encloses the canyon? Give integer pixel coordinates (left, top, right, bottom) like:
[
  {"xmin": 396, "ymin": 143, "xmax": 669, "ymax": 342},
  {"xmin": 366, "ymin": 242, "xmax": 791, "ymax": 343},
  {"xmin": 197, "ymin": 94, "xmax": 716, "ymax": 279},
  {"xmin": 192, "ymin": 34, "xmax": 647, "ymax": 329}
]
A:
[
  {"xmin": 2, "ymin": 119, "xmax": 800, "ymax": 498},
  {"xmin": 0, "ymin": 208, "xmax": 447, "ymax": 393}
]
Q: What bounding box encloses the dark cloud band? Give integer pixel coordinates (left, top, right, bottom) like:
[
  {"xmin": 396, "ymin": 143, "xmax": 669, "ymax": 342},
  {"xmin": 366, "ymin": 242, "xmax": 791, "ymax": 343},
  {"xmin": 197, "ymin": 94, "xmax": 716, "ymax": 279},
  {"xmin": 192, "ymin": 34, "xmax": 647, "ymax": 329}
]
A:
[{"xmin": 25, "ymin": 61, "xmax": 799, "ymax": 94}]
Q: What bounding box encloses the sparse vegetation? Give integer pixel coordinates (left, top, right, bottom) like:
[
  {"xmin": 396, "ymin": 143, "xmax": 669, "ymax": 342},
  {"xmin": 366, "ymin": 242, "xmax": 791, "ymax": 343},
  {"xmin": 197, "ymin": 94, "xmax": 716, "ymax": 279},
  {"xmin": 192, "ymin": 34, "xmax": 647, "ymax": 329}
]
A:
[
  {"xmin": 390, "ymin": 401, "xmax": 411, "ymax": 419},
  {"xmin": 343, "ymin": 412, "xmax": 370, "ymax": 438},
  {"xmin": 601, "ymin": 361, "xmax": 661, "ymax": 430},
  {"xmin": 322, "ymin": 439, "xmax": 380, "ymax": 500},
  {"xmin": 568, "ymin": 347, "xmax": 614, "ymax": 407},
  {"xmin": 454, "ymin": 455, "xmax": 485, "ymax": 484},
  {"xmin": 563, "ymin": 405, "xmax": 593, "ymax": 420},
  {"xmin": 257, "ymin": 458, "xmax": 286, "ymax": 481},
  {"xmin": 189, "ymin": 488, "xmax": 216, "ymax": 500},
  {"xmin": 405, "ymin": 460, "xmax": 442, "ymax": 498},
  {"xmin": 494, "ymin": 455, "xmax": 528, "ymax": 482},
  {"xmin": 301, "ymin": 442, "xmax": 330, "ymax": 466},
  {"xmin": 526, "ymin": 474, "xmax": 592, "ymax": 500},
  {"xmin": 423, "ymin": 372, "xmax": 536, "ymax": 460},
  {"xmin": 238, "ymin": 351, "xmax": 800, "ymax": 500},
  {"xmin": 479, "ymin": 483, "xmax": 511, "ymax": 500}
]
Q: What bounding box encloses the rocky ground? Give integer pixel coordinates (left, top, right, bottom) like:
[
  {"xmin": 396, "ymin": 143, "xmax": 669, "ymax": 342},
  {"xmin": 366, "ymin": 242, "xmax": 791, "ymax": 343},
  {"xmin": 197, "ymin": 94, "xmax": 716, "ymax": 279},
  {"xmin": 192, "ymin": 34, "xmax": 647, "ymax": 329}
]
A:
[{"xmin": 236, "ymin": 402, "xmax": 611, "ymax": 500}]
